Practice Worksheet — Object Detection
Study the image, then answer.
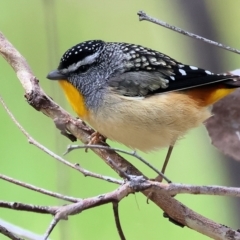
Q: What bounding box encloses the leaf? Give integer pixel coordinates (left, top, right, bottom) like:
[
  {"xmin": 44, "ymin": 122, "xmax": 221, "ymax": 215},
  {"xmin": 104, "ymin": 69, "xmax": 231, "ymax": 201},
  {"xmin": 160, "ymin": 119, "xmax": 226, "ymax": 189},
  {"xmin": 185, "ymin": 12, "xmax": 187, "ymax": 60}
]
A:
[{"xmin": 205, "ymin": 89, "xmax": 240, "ymax": 161}]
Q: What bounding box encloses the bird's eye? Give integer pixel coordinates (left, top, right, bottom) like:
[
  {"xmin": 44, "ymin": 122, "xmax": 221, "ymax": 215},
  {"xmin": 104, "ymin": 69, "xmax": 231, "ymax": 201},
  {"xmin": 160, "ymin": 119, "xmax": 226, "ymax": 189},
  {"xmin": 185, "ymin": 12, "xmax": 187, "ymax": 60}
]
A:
[{"xmin": 78, "ymin": 64, "xmax": 90, "ymax": 73}]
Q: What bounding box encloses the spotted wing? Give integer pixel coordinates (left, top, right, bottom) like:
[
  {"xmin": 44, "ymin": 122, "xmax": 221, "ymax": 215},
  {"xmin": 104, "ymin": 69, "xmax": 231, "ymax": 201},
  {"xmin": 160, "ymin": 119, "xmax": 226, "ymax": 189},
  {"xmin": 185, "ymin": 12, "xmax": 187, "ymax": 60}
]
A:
[{"xmin": 108, "ymin": 43, "xmax": 237, "ymax": 97}]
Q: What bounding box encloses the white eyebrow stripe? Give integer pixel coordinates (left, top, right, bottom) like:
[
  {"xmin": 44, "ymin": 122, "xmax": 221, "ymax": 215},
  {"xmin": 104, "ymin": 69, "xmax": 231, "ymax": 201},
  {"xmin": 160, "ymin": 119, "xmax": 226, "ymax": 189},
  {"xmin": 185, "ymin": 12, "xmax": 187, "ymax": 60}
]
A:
[{"xmin": 62, "ymin": 51, "xmax": 100, "ymax": 73}]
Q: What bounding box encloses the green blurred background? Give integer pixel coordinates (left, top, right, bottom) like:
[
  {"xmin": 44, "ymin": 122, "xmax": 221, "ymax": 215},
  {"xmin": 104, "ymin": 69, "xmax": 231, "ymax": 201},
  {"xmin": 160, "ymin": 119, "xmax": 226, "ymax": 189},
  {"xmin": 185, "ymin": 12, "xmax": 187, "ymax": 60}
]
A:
[{"xmin": 0, "ymin": 0, "xmax": 240, "ymax": 239}]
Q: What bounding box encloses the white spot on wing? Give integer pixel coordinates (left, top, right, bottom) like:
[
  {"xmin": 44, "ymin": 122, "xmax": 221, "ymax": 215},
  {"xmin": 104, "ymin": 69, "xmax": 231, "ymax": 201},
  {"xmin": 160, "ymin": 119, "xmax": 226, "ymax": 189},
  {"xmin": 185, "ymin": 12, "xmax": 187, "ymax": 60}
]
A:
[
  {"xmin": 170, "ymin": 76, "xmax": 175, "ymax": 80},
  {"xmin": 189, "ymin": 66, "xmax": 198, "ymax": 70},
  {"xmin": 179, "ymin": 69, "xmax": 186, "ymax": 75},
  {"xmin": 205, "ymin": 70, "xmax": 212, "ymax": 75}
]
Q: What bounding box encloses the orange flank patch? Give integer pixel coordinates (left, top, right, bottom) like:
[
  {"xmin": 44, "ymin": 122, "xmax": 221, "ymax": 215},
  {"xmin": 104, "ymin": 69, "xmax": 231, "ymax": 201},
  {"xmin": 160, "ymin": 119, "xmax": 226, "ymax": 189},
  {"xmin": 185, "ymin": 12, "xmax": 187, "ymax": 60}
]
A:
[
  {"xmin": 58, "ymin": 80, "xmax": 89, "ymax": 119},
  {"xmin": 185, "ymin": 84, "xmax": 236, "ymax": 107}
]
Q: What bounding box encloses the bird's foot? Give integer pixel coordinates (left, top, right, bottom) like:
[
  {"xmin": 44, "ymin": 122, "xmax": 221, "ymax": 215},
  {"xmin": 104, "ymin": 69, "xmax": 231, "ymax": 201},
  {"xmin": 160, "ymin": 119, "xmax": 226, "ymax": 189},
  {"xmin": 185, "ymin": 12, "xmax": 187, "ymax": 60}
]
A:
[{"xmin": 85, "ymin": 131, "xmax": 106, "ymax": 152}]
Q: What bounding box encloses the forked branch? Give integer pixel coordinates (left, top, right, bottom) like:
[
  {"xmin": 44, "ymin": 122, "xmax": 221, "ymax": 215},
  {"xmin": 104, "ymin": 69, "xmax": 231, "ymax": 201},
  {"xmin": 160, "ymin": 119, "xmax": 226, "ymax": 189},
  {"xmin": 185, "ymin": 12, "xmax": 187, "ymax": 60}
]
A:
[{"xmin": 1, "ymin": 10, "xmax": 240, "ymax": 239}]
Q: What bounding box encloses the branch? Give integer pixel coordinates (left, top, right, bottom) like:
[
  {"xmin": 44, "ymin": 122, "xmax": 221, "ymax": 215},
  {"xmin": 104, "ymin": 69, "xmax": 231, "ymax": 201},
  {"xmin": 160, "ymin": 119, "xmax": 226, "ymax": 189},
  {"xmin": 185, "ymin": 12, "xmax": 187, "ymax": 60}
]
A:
[
  {"xmin": 0, "ymin": 174, "xmax": 80, "ymax": 203},
  {"xmin": 151, "ymin": 182, "xmax": 240, "ymax": 198},
  {"xmin": 0, "ymin": 224, "xmax": 24, "ymax": 240},
  {"xmin": 0, "ymin": 96, "xmax": 122, "ymax": 186},
  {"xmin": 1, "ymin": 181, "xmax": 240, "ymax": 214},
  {"xmin": 138, "ymin": 11, "xmax": 240, "ymax": 55},
  {"xmin": 0, "ymin": 201, "xmax": 55, "ymax": 215},
  {"xmin": 0, "ymin": 218, "xmax": 45, "ymax": 240},
  {"xmin": 1, "ymin": 177, "xmax": 240, "ymax": 239},
  {"xmin": 43, "ymin": 182, "xmax": 136, "ymax": 239},
  {"xmin": 112, "ymin": 202, "xmax": 126, "ymax": 240},
  {"xmin": 65, "ymin": 144, "xmax": 171, "ymax": 183},
  {"xmin": 1, "ymin": 31, "xmax": 240, "ymax": 239}
]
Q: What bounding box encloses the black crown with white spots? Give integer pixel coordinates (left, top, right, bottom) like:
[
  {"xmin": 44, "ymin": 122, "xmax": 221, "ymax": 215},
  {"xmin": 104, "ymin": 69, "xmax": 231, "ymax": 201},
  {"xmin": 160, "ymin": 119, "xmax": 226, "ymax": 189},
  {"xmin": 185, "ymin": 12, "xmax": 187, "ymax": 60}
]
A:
[{"xmin": 58, "ymin": 40, "xmax": 104, "ymax": 70}]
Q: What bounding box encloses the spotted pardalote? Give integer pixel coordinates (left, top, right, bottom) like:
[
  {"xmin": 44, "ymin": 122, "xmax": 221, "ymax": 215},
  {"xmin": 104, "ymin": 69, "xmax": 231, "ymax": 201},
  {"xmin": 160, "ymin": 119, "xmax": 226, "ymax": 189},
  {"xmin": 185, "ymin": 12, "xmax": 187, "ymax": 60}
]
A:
[{"xmin": 47, "ymin": 40, "xmax": 240, "ymax": 152}]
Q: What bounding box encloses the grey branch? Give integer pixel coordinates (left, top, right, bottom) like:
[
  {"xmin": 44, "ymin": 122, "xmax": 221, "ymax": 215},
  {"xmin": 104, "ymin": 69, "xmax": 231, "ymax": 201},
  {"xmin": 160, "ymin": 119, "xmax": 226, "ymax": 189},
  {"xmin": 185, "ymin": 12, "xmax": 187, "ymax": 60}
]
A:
[
  {"xmin": 0, "ymin": 173, "xmax": 80, "ymax": 203},
  {"xmin": 0, "ymin": 96, "xmax": 122, "ymax": 185},
  {"xmin": 1, "ymin": 31, "xmax": 240, "ymax": 240},
  {"xmin": 0, "ymin": 218, "xmax": 47, "ymax": 240},
  {"xmin": 0, "ymin": 223, "xmax": 24, "ymax": 240},
  {"xmin": 138, "ymin": 11, "xmax": 240, "ymax": 55}
]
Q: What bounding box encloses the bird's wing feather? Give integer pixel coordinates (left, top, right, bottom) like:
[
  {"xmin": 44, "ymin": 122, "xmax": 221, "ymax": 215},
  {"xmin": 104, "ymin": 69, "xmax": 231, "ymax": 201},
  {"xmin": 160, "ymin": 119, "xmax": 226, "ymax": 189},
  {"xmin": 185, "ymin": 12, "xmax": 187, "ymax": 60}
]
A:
[{"xmin": 108, "ymin": 66, "xmax": 238, "ymax": 97}]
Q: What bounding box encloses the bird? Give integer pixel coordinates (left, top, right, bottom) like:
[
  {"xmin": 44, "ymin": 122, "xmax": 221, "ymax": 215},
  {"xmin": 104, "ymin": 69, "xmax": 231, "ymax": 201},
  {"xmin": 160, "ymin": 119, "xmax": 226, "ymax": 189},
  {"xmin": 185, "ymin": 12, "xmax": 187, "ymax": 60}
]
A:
[{"xmin": 47, "ymin": 40, "xmax": 240, "ymax": 153}]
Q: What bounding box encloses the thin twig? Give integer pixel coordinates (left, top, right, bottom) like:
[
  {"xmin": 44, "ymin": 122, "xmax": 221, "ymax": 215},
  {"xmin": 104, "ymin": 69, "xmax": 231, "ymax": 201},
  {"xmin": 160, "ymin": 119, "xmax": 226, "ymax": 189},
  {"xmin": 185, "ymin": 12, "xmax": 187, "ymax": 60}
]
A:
[
  {"xmin": 0, "ymin": 224, "xmax": 24, "ymax": 240},
  {"xmin": 74, "ymin": 164, "xmax": 123, "ymax": 185},
  {"xmin": 43, "ymin": 183, "xmax": 135, "ymax": 239},
  {"xmin": 113, "ymin": 202, "xmax": 126, "ymax": 240},
  {"xmin": 156, "ymin": 182, "xmax": 240, "ymax": 197},
  {"xmin": 43, "ymin": 218, "xmax": 59, "ymax": 240},
  {"xmin": 0, "ymin": 174, "xmax": 80, "ymax": 203},
  {"xmin": 138, "ymin": 11, "xmax": 240, "ymax": 55},
  {"xmin": 0, "ymin": 96, "xmax": 122, "ymax": 185},
  {"xmin": 65, "ymin": 144, "xmax": 171, "ymax": 183},
  {"xmin": 107, "ymin": 158, "xmax": 132, "ymax": 180},
  {"xmin": 0, "ymin": 218, "xmax": 44, "ymax": 240},
  {"xmin": 0, "ymin": 201, "xmax": 55, "ymax": 215}
]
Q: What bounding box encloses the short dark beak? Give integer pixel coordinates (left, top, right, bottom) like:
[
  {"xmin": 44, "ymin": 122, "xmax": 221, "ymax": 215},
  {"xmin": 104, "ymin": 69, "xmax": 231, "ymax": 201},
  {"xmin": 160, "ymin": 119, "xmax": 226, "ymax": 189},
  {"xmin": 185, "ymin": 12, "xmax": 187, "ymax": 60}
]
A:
[{"xmin": 46, "ymin": 70, "xmax": 67, "ymax": 80}]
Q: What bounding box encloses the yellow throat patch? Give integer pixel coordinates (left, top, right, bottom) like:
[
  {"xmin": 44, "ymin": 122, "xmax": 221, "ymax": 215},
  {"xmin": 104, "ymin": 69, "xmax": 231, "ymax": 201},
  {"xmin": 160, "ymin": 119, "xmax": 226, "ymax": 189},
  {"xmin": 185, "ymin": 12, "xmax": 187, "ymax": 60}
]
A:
[{"xmin": 58, "ymin": 80, "xmax": 89, "ymax": 119}]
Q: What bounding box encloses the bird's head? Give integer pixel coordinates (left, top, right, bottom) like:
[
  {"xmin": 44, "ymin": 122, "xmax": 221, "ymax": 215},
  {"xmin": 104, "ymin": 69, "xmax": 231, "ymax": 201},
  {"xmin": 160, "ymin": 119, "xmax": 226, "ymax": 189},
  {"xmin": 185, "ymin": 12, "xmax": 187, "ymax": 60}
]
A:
[{"xmin": 47, "ymin": 40, "xmax": 131, "ymax": 95}]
